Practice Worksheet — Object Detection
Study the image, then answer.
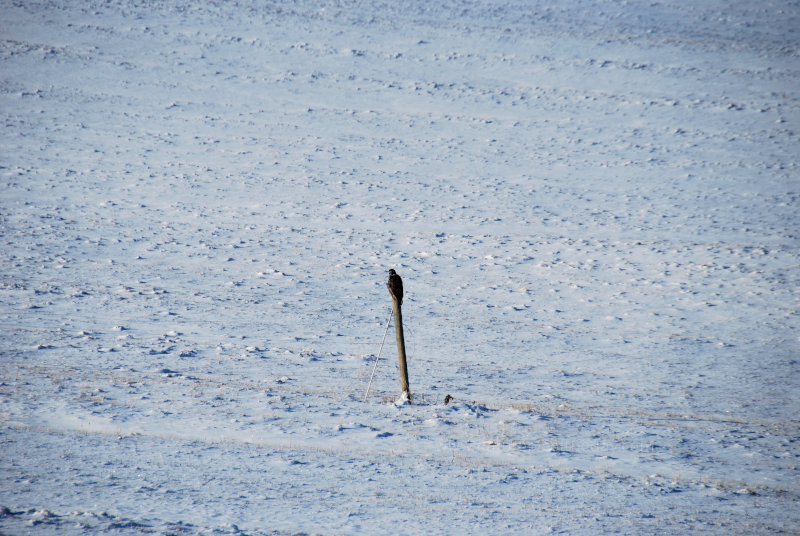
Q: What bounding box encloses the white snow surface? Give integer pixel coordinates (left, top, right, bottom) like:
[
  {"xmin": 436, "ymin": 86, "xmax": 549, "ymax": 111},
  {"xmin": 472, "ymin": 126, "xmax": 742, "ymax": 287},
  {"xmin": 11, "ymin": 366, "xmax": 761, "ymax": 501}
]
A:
[{"xmin": 2, "ymin": 0, "xmax": 799, "ymax": 534}]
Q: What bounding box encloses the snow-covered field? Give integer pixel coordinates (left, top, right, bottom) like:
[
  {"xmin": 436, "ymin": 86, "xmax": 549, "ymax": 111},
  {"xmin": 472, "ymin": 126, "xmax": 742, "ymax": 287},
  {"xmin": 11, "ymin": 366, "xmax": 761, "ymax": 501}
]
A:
[{"xmin": 2, "ymin": 0, "xmax": 799, "ymax": 533}]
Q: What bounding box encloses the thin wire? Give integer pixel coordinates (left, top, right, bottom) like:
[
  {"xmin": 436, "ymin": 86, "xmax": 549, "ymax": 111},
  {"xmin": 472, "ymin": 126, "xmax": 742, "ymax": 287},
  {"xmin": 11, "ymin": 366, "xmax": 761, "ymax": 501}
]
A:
[{"xmin": 363, "ymin": 308, "xmax": 393, "ymax": 402}]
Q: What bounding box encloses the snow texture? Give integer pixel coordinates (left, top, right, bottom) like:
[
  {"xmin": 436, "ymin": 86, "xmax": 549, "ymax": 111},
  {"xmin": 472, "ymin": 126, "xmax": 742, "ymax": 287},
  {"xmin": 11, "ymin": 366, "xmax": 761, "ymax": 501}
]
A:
[{"xmin": 1, "ymin": 0, "xmax": 799, "ymax": 534}]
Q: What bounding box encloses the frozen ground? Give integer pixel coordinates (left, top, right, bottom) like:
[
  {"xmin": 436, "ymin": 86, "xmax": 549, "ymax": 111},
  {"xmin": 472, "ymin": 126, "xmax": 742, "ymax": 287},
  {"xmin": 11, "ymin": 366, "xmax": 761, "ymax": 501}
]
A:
[{"xmin": 1, "ymin": 0, "xmax": 799, "ymax": 534}]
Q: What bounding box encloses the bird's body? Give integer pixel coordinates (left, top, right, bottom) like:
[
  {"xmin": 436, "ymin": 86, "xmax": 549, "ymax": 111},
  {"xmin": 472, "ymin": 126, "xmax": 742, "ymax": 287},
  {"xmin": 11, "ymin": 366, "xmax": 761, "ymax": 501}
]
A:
[{"xmin": 387, "ymin": 269, "xmax": 403, "ymax": 305}]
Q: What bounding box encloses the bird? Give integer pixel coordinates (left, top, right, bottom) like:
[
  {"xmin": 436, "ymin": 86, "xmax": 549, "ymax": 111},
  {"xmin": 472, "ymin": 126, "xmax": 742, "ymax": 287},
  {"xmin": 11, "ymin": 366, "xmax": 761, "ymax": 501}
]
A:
[{"xmin": 387, "ymin": 269, "xmax": 403, "ymax": 305}]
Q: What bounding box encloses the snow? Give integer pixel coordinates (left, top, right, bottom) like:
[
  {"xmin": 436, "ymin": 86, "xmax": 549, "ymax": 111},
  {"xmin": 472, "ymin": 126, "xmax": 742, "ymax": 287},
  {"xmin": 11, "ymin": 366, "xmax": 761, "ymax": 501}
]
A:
[{"xmin": 1, "ymin": 0, "xmax": 799, "ymax": 534}]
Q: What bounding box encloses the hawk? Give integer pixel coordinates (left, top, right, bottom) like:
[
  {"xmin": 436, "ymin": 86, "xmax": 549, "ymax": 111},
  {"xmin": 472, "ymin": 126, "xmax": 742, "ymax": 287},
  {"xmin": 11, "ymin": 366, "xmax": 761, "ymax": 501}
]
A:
[{"xmin": 387, "ymin": 269, "xmax": 403, "ymax": 305}]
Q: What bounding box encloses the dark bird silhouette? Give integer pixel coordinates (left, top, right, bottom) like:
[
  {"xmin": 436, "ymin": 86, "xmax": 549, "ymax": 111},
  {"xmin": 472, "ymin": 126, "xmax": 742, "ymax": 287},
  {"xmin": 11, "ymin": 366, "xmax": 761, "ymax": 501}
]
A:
[{"xmin": 387, "ymin": 269, "xmax": 403, "ymax": 305}]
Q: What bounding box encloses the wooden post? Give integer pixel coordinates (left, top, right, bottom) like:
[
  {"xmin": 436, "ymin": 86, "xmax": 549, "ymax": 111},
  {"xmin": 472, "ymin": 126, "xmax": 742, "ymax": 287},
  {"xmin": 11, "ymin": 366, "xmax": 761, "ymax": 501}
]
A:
[{"xmin": 391, "ymin": 296, "xmax": 411, "ymax": 400}]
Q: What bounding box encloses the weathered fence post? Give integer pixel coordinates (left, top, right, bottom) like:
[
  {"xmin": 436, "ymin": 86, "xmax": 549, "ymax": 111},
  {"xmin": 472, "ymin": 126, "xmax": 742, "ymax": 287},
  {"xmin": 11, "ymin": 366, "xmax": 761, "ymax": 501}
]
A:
[
  {"xmin": 387, "ymin": 269, "xmax": 411, "ymax": 401},
  {"xmin": 392, "ymin": 296, "xmax": 410, "ymax": 398}
]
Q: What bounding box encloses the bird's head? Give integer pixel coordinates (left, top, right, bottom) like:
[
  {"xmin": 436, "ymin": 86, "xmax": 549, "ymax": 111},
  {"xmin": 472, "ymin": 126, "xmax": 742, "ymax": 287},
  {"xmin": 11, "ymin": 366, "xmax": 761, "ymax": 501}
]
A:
[{"xmin": 388, "ymin": 269, "xmax": 396, "ymax": 276}]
